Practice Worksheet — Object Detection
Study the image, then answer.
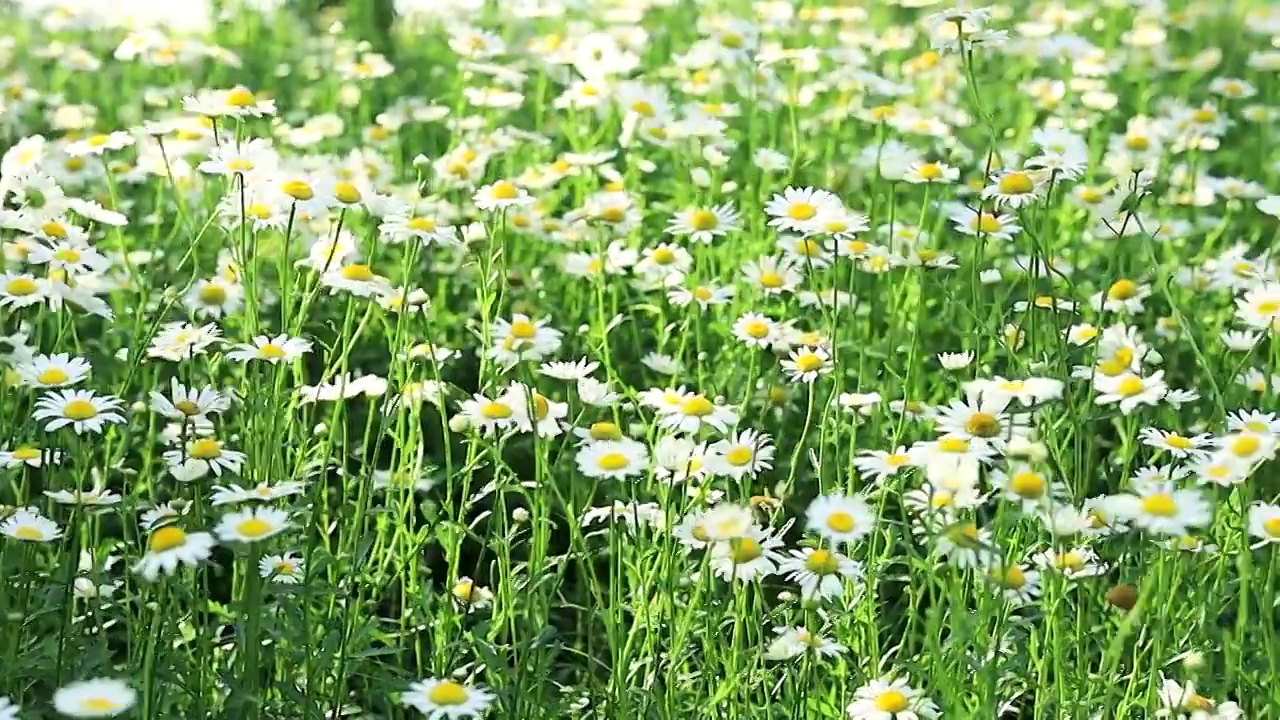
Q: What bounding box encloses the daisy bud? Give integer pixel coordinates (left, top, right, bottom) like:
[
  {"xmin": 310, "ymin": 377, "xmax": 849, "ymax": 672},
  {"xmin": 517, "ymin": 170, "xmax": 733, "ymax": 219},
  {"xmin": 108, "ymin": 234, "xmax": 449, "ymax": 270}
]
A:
[
  {"xmin": 636, "ymin": 159, "xmax": 656, "ymax": 173},
  {"xmin": 512, "ymin": 508, "xmax": 530, "ymax": 523},
  {"xmin": 690, "ymin": 167, "xmax": 711, "ymax": 187},
  {"xmin": 312, "ymin": 423, "xmax": 327, "ymax": 436},
  {"xmin": 720, "ymin": 181, "xmax": 738, "ymax": 194},
  {"xmin": 412, "ymin": 154, "xmax": 431, "ymax": 167},
  {"xmin": 980, "ymin": 268, "xmax": 1002, "ymax": 284},
  {"xmin": 1182, "ymin": 650, "xmax": 1206, "ymax": 670},
  {"xmin": 130, "ymin": 400, "xmax": 146, "ymax": 413},
  {"xmin": 448, "ymin": 415, "xmax": 471, "ymax": 433},
  {"xmin": 1105, "ymin": 583, "xmax": 1139, "ymax": 611}
]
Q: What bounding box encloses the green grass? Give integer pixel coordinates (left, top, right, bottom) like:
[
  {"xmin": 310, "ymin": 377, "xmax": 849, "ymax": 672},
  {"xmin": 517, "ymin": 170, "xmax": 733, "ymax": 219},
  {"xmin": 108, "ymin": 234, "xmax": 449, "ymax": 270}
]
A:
[{"xmin": 0, "ymin": 0, "xmax": 1279, "ymax": 718}]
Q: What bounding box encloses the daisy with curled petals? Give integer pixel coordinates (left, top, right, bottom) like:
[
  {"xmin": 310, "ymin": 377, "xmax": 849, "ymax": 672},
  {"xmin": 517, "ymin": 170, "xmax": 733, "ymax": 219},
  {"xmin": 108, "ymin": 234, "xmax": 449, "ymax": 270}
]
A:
[
  {"xmin": 778, "ymin": 546, "xmax": 863, "ymax": 601},
  {"xmin": 14, "ymin": 353, "xmax": 91, "ymax": 388},
  {"xmin": 665, "ymin": 202, "xmax": 739, "ymax": 244},
  {"xmin": 764, "ymin": 186, "xmax": 839, "ymax": 232},
  {"xmin": 705, "ymin": 429, "xmax": 775, "ymax": 479},
  {"xmin": 133, "ymin": 525, "xmax": 216, "ymax": 580},
  {"xmin": 215, "ymin": 507, "xmax": 292, "ymax": 543},
  {"xmin": 150, "ymin": 379, "xmax": 231, "ymax": 422},
  {"xmin": 226, "ymin": 334, "xmax": 312, "ymax": 364},
  {"xmin": 32, "ymin": 389, "xmax": 125, "ymax": 435},
  {"xmin": 846, "ymin": 676, "xmax": 940, "ymax": 720},
  {"xmin": 656, "ymin": 392, "xmax": 739, "ymax": 434}
]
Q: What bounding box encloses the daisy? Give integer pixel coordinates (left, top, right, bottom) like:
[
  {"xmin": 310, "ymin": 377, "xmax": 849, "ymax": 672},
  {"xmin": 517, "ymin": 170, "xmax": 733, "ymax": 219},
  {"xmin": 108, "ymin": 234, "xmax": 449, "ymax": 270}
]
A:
[
  {"xmin": 0, "ymin": 444, "xmax": 60, "ymax": 468},
  {"xmin": 0, "ymin": 272, "xmax": 48, "ymax": 308},
  {"xmin": 149, "ymin": 379, "xmax": 231, "ymax": 422},
  {"xmin": 709, "ymin": 527, "xmax": 784, "ymax": 582},
  {"xmin": 982, "ymin": 169, "xmax": 1043, "ymax": 208},
  {"xmin": 133, "ymin": 526, "xmax": 216, "ymax": 580},
  {"xmin": 732, "ymin": 312, "xmax": 781, "ymax": 348},
  {"xmin": 321, "ymin": 262, "xmax": 394, "ymax": 298},
  {"xmin": 764, "ymin": 186, "xmax": 838, "ymax": 233},
  {"xmin": 32, "ymin": 389, "xmax": 125, "ymax": 435},
  {"xmin": 699, "ymin": 503, "xmax": 757, "ymax": 542},
  {"xmin": 1226, "ymin": 409, "xmax": 1280, "ymax": 435},
  {"xmin": 741, "ymin": 255, "xmax": 803, "ymax": 295},
  {"xmin": 1033, "ymin": 546, "xmax": 1107, "ymax": 579},
  {"xmin": 656, "ymin": 393, "xmax": 739, "ymax": 434},
  {"xmin": 666, "ymin": 202, "xmax": 739, "ymax": 244},
  {"xmin": 163, "ymin": 437, "xmax": 245, "ymax": 477},
  {"xmin": 401, "ymin": 677, "xmax": 494, "ymax": 719},
  {"xmin": 259, "ymin": 552, "xmax": 305, "ymax": 584},
  {"xmin": 1215, "ymin": 430, "xmax": 1277, "ymax": 465},
  {"xmin": 147, "ymin": 322, "xmax": 222, "ymax": 361},
  {"xmin": 1139, "ymin": 428, "xmax": 1211, "ymax": 459},
  {"xmin": 44, "ymin": 486, "xmax": 121, "ymax": 506},
  {"xmin": 459, "ymin": 392, "xmax": 520, "ymax": 435},
  {"xmin": 950, "ymin": 207, "xmax": 1021, "ymax": 240},
  {"xmin": 575, "ymin": 438, "xmax": 649, "ymax": 479},
  {"xmin": 987, "ymin": 561, "xmax": 1042, "ymax": 605},
  {"xmin": 1093, "ymin": 278, "xmax": 1151, "ymax": 314},
  {"xmin": 933, "ymin": 522, "xmax": 996, "ymax": 568},
  {"xmin": 183, "ymin": 86, "xmax": 276, "ymax": 117},
  {"xmin": 489, "ymin": 314, "xmax": 563, "ymax": 366},
  {"xmin": 933, "ymin": 385, "xmax": 1029, "ymax": 446},
  {"xmin": 52, "ymin": 678, "xmax": 136, "ymax": 718},
  {"xmin": 0, "ymin": 508, "xmax": 62, "ymax": 542},
  {"xmin": 215, "ymin": 507, "xmax": 292, "ymax": 544},
  {"xmin": 847, "ymin": 677, "xmax": 940, "ymax": 720},
  {"xmin": 1093, "ymin": 371, "xmax": 1167, "ymax": 414},
  {"xmin": 14, "ymin": 353, "xmax": 91, "ymax": 388},
  {"xmin": 211, "ymin": 481, "xmax": 305, "ymax": 506},
  {"xmin": 781, "ymin": 346, "xmax": 832, "ymax": 384},
  {"xmin": 538, "ymin": 358, "xmax": 599, "ymax": 381},
  {"xmin": 1106, "ymin": 483, "xmax": 1211, "ymax": 536},
  {"xmin": 904, "ymin": 160, "xmax": 959, "ymax": 184},
  {"xmin": 1155, "ymin": 676, "xmax": 1242, "ymax": 719},
  {"xmin": 65, "ymin": 131, "xmax": 134, "ymax": 157},
  {"xmin": 806, "ymin": 494, "xmax": 875, "ymax": 545},
  {"xmin": 853, "ymin": 447, "xmax": 916, "ymax": 483},
  {"xmin": 473, "ymin": 179, "xmax": 533, "ymax": 211},
  {"xmin": 225, "ymin": 334, "xmax": 312, "ymax": 363},
  {"xmin": 765, "ymin": 626, "xmax": 848, "ymax": 661},
  {"xmin": 778, "ymin": 546, "xmax": 863, "ymax": 601},
  {"xmin": 705, "ymin": 429, "xmax": 775, "ymax": 479},
  {"xmin": 995, "ymin": 464, "xmax": 1066, "ymax": 511},
  {"xmin": 668, "ymin": 282, "xmax": 735, "ymax": 308},
  {"xmin": 1247, "ymin": 503, "xmax": 1280, "ymax": 546}
]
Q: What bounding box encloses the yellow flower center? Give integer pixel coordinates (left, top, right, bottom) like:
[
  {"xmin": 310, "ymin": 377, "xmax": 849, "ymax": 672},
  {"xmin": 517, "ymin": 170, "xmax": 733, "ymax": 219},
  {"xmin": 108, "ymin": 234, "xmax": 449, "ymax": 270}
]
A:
[
  {"xmin": 149, "ymin": 526, "xmax": 188, "ymax": 552},
  {"xmin": 189, "ymin": 439, "xmax": 222, "ymax": 459},
  {"xmin": 885, "ymin": 453, "xmax": 910, "ymax": 467},
  {"xmin": 793, "ymin": 351, "xmax": 824, "ymax": 373},
  {"xmin": 226, "ymin": 87, "xmax": 256, "ymax": 107},
  {"xmin": 1258, "ymin": 300, "xmax": 1280, "ymax": 314},
  {"xmin": 14, "ymin": 525, "xmax": 44, "ymax": 540},
  {"xmin": 992, "ymin": 565, "xmax": 1027, "ymax": 588},
  {"xmin": 1192, "ymin": 108, "xmax": 1216, "ymax": 123},
  {"xmin": 341, "ymin": 264, "xmax": 375, "ymax": 282},
  {"xmin": 787, "ymin": 202, "xmax": 817, "ymax": 221},
  {"xmin": 532, "ymin": 394, "xmax": 550, "ymax": 420},
  {"xmin": 427, "ymin": 681, "xmax": 469, "ymax": 706},
  {"xmin": 79, "ymin": 698, "xmax": 121, "ymax": 713},
  {"xmin": 874, "ymin": 690, "xmax": 910, "ymax": 713},
  {"xmin": 689, "ymin": 209, "xmax": 719, "ymax": 231},
  {"xmin": 490, "ymin": 181, "xmax": 519, "ymax": 200},
  {"xmin": 964, "ymin": 412, "xmax": 1000, "ymax": 438},
  {"xmin": 334, "ymin": 182, "xmax": 361, "ymax": 204},
  {"xmin": 1185, "ymin": 694, "xmax": 1215, "ymax": 711},
  {"xmin": 1125, "ymin": 134, "xmax": 1150, "ymax": 151},
  {"xmin": 1055, "ymin": 552, "xmax": 1085, "ymax": 572},
  {"xmin": 937, "ymin": 437, "xmax": 970, "ymax": 453},
  {"xmin": 1230, "ymin": 435, "xmax": 1261, "ymax": 458},
  {"xmin": 6, "ymin": 277, "xmax": 37, "ymax": 296},
  {"xmin": 1010, "ymin": 470, "xmax": 1046, "ymax": 499},
  {"xmin": 1078, "ymin": 187, "xmax": 1103, "ymax": 203},
  {"xmin": 37, "ymin": 368, "xmax": 69, "ymax": 385},
  {"xmin": 54, "ymin": 247, "xmax": 82, "ymax": 263},
  {"xmin": 199, "ymin": 284, "xmax": 228, "ymax": 305},
  {"xmin": 597, "ymin": 452, "xmax": 630, "ymax": 471},
  {"xmin": 407, "ymin": 216, "xmax": 437, "ymax": 233},
  {"xmin": 62, "ymin": 399, "xmax": 97, "ymax": 420},
  {"xmin": 1141, "ymin": 493, "xmax": 1177, "ymax": 517},
  {"xmin": 974, "ymin": 214, "xmax": 1002, "ymax": 233},
  {"xmin": 509, "ymin": 318, "xmax": 537, "ymax": 339},
  {"xmin": 727, "ymin": 537, "xmax": 763, "ymax": 563},
  {"xmin": 998, "ymin": 172, "xmax": 1035, "ymax": 195},
  {"xmin": 246, "ymin": 202, "xmax": 271, "ymax": 219},
  {"xmin": 725, "ymin": 446, "xmax": 753, "ymax": 466},
  {"xmin": 826, "ymin": 511, "xmax": 856, "ymax": 534},
  {"xmin": 41, "ymin": 220, "xmax": 67, "ymax": 238},
  {"xmin": 236, "ymin": 517, "xmax": 274, "ymax": 538},
  {"xmin": 805, "ymin": 549, "xmax": 840, "ymax": 574},
  {"xmin": 589, "ymin": 422, "xmax": 621, "ymax": 441},
  {"xmin": 480, "ymin": 401, "xmax": 512, "ymax": 419},
  {"xmin": 692, "ymin": 286, "xmax": 713, "ymax": 301},
  {"xmin": 281, "ymin": 179, "xmax": 314, "ymax": 200},
  {"xmin": 1115, "ymin": 374, "xmax": 1146, "ymax": 397},
  {"xmin": 258, "ymin": 343, "xmax": 286, "ymax": 359},
  {"xmin": 11, "ymin": 446, "xmax": 40, "ymax": 461},
  {"xmin": 1263, "ymin": 518, "xmax": 1280, "ymax": 537},
  {"xmin": 720, "ymin": 32, "xmax": 744, "ymax": 49},
  {"xmin": 1162, "ymin": 434, "xmax": 1192, "ymax": 449},
  {"xmin": 759, "ymin": 271, "xmax": 785, "ymax": 289},
  {"xmin": 631, "ymin": 100, "xmax": 655, "ymax": 117},
  {"xmin": 1107, "ymin": 279, "xmax": 1138, "ymax": 300},
  {"xmin": 680, "ymin": 395, "xmax": 714, "ymax": 417},
  {"xmin": 652, "ymin": 247, "xmax": 676, "ymax": 264},
  {"xmin": 174, "ymin": 399, "xmax": 200, "ymax": 416},
  {"xmin": 918, "ymin": 163, "xmax": 944, "ymax": 180}
]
